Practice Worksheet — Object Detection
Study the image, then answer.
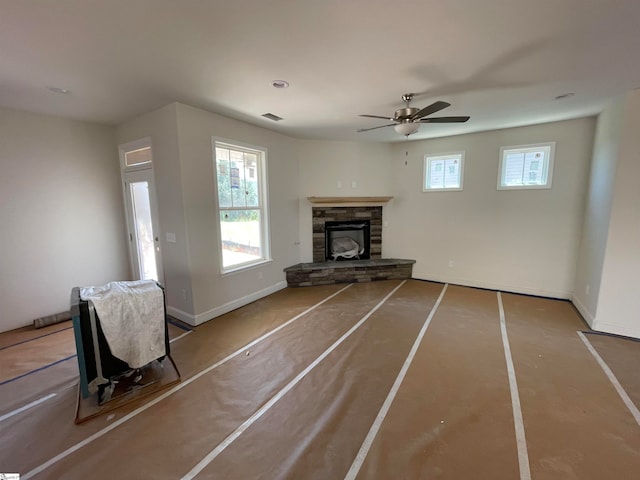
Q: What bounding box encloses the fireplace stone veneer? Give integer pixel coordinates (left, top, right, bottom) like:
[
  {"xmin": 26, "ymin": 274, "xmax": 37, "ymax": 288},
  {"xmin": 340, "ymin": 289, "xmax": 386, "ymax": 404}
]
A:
[{"xmin": 284, "ymin": 259, "xmax": 415, "ymax": 287}]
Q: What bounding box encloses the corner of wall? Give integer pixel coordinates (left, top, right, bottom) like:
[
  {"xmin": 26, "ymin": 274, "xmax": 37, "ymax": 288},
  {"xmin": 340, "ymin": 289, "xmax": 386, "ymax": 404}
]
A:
[
  {"xmin": 571, "ymin": 295, "xmax": 595, "ymax": 327},
  {"xmin": 116, "ymin": 102, "xmax": 196, "ymax": 319},
  {"xmin": 571, "ymin": 98, "xmax": 624, "ymax": 326}
]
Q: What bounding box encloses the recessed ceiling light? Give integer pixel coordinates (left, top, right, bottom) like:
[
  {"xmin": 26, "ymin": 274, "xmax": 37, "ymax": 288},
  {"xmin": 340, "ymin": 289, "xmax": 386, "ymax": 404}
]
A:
[
  {"xmin": 47, "ymin": 86, "xmax": 71, "ymax": 94},
  {"xmin": 271, "ymin": 80, "xmax": 289, "ymax": 89},
  {"xmin": 555, "ymin": 93, "xmax": 574, "ymax": 100}
]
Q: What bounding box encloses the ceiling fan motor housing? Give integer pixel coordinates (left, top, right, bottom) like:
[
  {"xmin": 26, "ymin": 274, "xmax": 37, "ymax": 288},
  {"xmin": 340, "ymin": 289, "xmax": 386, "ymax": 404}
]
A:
[{"xmin": 395, "ymin": 107, "xmax": 420, "ymax": 121}]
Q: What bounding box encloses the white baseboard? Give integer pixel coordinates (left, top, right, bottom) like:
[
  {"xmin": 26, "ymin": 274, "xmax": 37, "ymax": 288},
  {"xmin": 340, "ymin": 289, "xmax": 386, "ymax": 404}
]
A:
[
  {"xmin": 591, "ymin": 321, "xmax": 640, "ymax": 340},
  {"xmin": 412, "ymin": 273, "xmax": 572, "ymax": 300},
  {"xmin": 166, "ymin": 306, "xmax": 197, "ymax": 326},
  {"xmin": 170, "ymin": 281, "xmax": 288, "ymax": 327},
  {"xmin": 570, "ymin": 295, "xmax": 595, "ymax": 327}
]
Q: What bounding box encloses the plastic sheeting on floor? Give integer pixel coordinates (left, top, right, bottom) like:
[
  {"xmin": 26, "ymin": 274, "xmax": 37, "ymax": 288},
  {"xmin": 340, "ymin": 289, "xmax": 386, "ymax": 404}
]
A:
[{"xmin": 1, "ymin": 280, "xmax": 639, "ymax": 479}]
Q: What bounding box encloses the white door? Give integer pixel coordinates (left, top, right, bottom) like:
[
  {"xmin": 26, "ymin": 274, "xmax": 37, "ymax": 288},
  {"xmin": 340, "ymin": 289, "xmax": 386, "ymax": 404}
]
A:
[{"xmin": 123, "ymin": 169, "xmax": 163, "ymax": 283}]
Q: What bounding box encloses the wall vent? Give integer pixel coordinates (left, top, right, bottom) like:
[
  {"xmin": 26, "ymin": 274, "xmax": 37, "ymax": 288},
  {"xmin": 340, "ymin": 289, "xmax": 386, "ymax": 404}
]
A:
[{"xmin": 262, "ymin": 113, "xmax": 283, "ymax": 122}]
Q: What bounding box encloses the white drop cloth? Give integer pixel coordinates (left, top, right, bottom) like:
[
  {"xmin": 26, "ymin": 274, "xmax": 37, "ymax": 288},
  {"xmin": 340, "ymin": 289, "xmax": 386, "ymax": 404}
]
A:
[
  {"xmin": 331, "ymin": 237, "xmax": 363, "ymax": 260},
  {"xmin": 80, "ymin": 280, "xmax": 166, "ymax": 369}
]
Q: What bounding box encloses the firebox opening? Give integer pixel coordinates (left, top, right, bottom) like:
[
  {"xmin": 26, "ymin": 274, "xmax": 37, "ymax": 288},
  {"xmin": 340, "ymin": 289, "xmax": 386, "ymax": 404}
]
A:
[{"xmin": 325, "ymin": 220, "xmax": 371, "ymax": 261}]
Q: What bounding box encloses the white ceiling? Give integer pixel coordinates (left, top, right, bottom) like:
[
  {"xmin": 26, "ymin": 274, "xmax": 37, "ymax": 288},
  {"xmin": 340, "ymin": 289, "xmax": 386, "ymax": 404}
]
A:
[{"xmin": 1, "ymin": 0, "xmax": 640, "ymax": 143}]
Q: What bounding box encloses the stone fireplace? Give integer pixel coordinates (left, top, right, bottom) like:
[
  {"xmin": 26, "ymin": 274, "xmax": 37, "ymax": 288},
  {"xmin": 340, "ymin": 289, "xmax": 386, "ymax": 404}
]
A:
[{"xmin": 283, "ymin": 196, "xmax": 415, "ymax": 287}]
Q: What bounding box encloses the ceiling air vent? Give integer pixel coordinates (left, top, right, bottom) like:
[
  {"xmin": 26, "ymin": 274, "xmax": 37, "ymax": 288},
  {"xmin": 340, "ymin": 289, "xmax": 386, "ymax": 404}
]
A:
[{"xmin": 262, "ymin": 113, "xmax": 283, "ymax": 122}]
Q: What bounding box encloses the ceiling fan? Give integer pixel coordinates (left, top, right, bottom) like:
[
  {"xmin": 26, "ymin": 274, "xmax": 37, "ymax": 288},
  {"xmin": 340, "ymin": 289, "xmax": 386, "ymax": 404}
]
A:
[{"xmin": 357, "ymin": 93, "xmax": 470, "ymax": 137}]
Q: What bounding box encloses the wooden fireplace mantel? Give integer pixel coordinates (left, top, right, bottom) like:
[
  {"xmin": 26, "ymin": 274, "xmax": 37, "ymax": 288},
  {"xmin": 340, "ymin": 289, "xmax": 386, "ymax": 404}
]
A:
[{"xmin": 307, "ymin": 196, "xmax": 393, "ymax": 206}]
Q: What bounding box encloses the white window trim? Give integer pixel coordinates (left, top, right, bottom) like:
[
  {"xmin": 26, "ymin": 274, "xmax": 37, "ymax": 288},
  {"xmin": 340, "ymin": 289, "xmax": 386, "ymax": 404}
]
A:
[
  {"xmin": 497, "ymin": 142, "xmax": 556, "ymax": 190},
  {"xmin": 423, "ymin": 151, "xmax": 465, "ymax": 192},
  {"xmin": 212, "ymin": 137, "xmax": 271, "ymax": 275},
  {"xmin": 119, "ymin": 137, "xmax": 153, "ymax": 172}
]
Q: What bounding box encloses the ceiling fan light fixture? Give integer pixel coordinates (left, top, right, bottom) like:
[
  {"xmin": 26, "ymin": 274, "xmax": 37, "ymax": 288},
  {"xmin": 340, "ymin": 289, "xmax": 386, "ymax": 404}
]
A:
[{"xmin": 394, "ymin": 122, "xmax": 420, "ymax": 136}]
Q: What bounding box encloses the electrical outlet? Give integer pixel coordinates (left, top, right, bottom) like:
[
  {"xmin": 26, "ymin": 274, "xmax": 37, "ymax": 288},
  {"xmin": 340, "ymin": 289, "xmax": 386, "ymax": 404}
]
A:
[
  {"xmin": 181, "ymin": 289, "xmax": 187, "ymax": 300},
  {"xmin": 448, "ymin": 260, "xmax": 454, "ymax": 268},
  {"xmin": 337, "ymin": 180, "xmax": 342, "ymax": 188},
  {"xmin": 586, "ymin": 284, "xmax": 590, "ymax": 296},
  {"xmin": 351, "ymin": 180, "xmax": 357, "ymax": 188}
]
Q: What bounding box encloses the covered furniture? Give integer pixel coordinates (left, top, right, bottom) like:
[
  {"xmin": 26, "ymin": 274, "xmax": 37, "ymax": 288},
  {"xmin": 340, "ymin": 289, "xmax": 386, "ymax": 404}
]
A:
[{"xmin": 70, "ymin": 280, "xmax": 171, "ymax": 404}]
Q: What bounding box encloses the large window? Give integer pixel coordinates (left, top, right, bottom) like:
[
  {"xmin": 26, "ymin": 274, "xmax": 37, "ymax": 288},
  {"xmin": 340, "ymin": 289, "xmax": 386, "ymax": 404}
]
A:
[
  {"xmin": 423, "ymin": 152, "xmax": 465, "ymax": 191},
  {"xmin": 498, "ymin": 143, "xmax": 555, "ymax": 190},
  {"xmin": 213, "ymin": 140, "xmax": 270, "ymax": 273}
]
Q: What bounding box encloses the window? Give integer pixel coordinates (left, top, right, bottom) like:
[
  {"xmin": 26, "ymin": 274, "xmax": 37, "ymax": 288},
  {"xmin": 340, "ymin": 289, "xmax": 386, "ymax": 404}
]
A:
[
  {"xmin": 498, "ymin": 142, "xmax": 555, "ymax": 190},
  {"xmin": 119, "ymin": 137, "xmax": 153, "ymax": 172},
  {"xmin": 423, "ymin": 152, "xmax": 465, "ymax": 191},
  {"xmin": 213, "ymin": 139, "xmax": 270, "ymax": 273},
  {"xmin": 125, "ymin": 146, "xmax": 152, "ymax": 168}
]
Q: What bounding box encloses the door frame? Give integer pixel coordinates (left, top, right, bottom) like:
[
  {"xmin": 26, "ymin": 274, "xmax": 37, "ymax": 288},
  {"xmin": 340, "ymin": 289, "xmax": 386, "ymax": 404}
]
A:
[{"xmin": 119, "ymin": 138, "xmax": 164, "ymax": 284}]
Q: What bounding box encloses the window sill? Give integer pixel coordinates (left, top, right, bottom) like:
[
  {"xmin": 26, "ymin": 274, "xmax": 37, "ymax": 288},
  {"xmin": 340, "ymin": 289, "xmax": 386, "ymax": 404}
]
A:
[
  {"xmin": 422, "ymin": 187, "xmax": 463, "ymax": 192},
  {"xmin": 497, "ymin": 184, "xmax": 552, "ymax": 191},
  {"xmin": 221, "ymin": 258, "xmax": 273, "ymax": 276}
]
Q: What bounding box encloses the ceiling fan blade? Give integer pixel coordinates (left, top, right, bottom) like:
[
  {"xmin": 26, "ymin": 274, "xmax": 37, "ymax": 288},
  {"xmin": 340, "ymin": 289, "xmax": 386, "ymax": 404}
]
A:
[
  {"xmin": 359, "ymin": 114, "xmax": 395, "ymax": 121},
  {"xmin": 410, "ymin": 101, "xmax": 451, "ymax": 120},
  {"xmin": 357, "ymin": 123, "xmax": 396, "ymax": 132},
  {"xmin": 419, "ymin": 116, "xmax": 470, "ymax": 123}
]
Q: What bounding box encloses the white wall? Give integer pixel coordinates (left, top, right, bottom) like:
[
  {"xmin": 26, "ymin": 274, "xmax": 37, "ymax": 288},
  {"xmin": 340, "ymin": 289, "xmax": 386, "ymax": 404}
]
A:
[
  {"xmin": 115, "ymin": 104, "xmax": 195, "ymax": 317},
  {"xmin": 0, "ymin": 108, "xmax": 129, "ymax": 332},
  {"xmin": 383, "ymin": 118, "xmax": 595, "ymax": 298},
  {"xmin": 118, "ymin": 103, "xmax": 301, "ymax": 325},
  {"xmin": 3, "ymin": 98, "xmax": 630, "ymax": 337},
  {"xmin": 174, "ymin": 103, "xmax": 300, "ymax": 323},
  {"xmin": 297, "ymin": 140, "xmax": 394, "ymax": 262},
  {"xmin": 589, "ymin": 91, "xmax": 640, "ymax": 338},
  {"xmin": 572, "ymin": 99, "xmax": 623, "ymax": 324}
]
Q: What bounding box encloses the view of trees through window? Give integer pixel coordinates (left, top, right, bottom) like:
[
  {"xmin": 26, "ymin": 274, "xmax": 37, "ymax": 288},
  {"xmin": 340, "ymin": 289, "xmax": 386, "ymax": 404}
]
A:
[{"xmin": 215, "ymin": 144, "xmax": 266, "ymax": 270}]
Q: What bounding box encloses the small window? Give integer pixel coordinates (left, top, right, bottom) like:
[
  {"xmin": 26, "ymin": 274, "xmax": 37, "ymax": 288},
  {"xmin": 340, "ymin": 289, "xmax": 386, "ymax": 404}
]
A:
[
  {"xmin": 119, "ymin": 137, "xmax": 153, "ymax": 172},
  {"xmin": 213, "ymin": 139, "xmax": 270, "ymax": 273},
  {"xmin": 498, "ymin": 143, "xmax": 555, "ymax": 190},
  {"xmin": 423, "ymin": 152, "xmax": 465, "ymax": 191},
  {"xmin": 125, "ymin": 146, "xmax": 152, "ymax": 167}
]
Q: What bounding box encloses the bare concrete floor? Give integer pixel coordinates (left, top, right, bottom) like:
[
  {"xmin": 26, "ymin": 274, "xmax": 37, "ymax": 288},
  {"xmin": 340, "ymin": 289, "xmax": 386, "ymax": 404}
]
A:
[{"xmin": 0, "ymin": 280, "xmax": 638, "ymax": 479}]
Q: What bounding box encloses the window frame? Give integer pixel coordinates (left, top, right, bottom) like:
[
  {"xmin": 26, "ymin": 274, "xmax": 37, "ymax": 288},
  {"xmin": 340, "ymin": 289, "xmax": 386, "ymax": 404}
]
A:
[
  {"xmin": 119, "ymin": 137, "xmax": 153, "ymax": 172},
  {"xmin": 423, "ymin": 151, "xmax": 465, "ymax": 192},
  {"xmin": 497, "ymin": 142, "xmax": 556, "ymax": 190},
  {"xmin": 212, "ymin": 137, "xmax": 271, "ymax": 275}
]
